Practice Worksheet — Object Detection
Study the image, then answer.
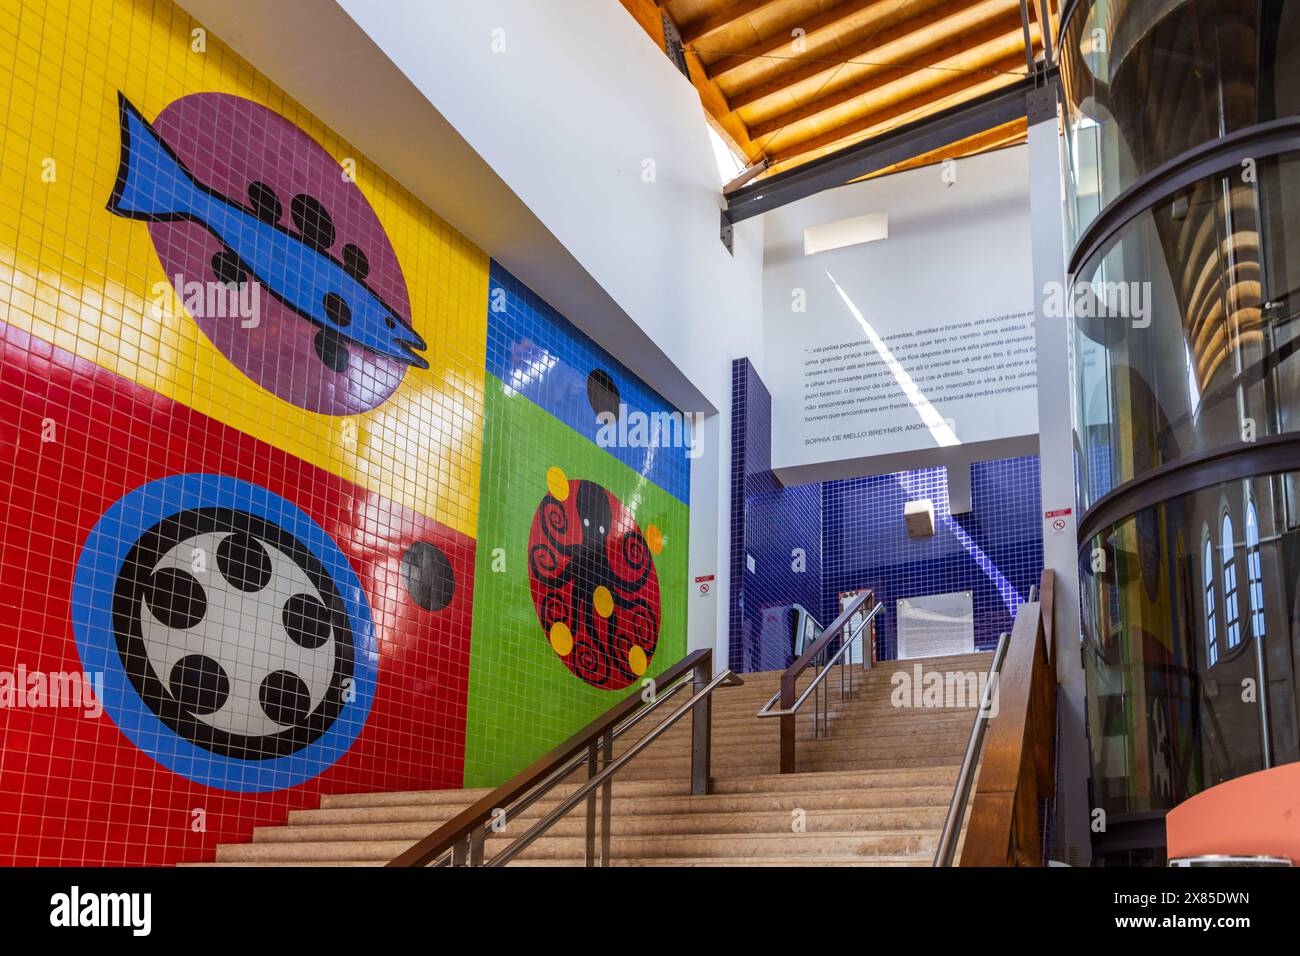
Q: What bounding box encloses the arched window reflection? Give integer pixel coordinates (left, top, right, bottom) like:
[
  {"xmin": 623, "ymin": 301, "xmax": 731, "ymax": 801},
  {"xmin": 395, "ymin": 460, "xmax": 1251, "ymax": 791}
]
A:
[
  {"xmin": 1222, "ymin": 513, "xmax": 1241, "ymax": 650},
  {"xmin": 1246, "ymin": 499, "xmax": 1265, "ymax": 640},
  {"xmin": 1204, "ymin": 531, "xmax": 1218, "ymax": 666}
]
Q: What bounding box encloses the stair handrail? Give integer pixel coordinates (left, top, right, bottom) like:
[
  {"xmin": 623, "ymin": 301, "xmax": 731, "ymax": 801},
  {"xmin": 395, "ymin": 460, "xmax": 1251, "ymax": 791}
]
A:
[
  {"xmin": 387, "ymin": 648, "xmax": 742, "ymax": 867},
  {"xmin": 932, "ymin": 631, "xmax": 1010, "ymax": 866},
  {"xmin": 933, "ymin": 569, "xmax": 1057, "ymax": 866},
  {"xmin": 755, "ymin": 590, "xmax": 880, "ymax": 773},
  {"xmin": 485, "ymin": 666, "xmax": 743, "ymax": 866}
]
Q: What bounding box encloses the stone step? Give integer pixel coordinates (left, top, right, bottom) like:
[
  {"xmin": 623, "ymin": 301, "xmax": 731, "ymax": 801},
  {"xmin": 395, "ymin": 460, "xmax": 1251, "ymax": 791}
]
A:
[
  {"xmin": 215, "ymin": 829, "xmax": 937, "ymax": 863},
  {"xmin": 256, "ymin": 806, "xmax": 947, "ymax": 845},
  {"xmin": 186, "ymin": 856, "xmax": 928, "ymax": 868},
  {"xmin": 615, "ymin": 727, "xmax": 973, "ymax": 758},
  {"xmin": 618, "ymin": 711, "xmax": 977, "ymax": 741},
  {"xmin": 288, "ymin": 784, "xmax": 955, "ymax": 826}
]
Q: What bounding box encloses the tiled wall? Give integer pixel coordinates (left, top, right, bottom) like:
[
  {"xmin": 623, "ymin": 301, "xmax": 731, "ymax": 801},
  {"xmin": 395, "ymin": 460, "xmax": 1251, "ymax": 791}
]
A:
[
  {"xmin": 466, "ymin": 263, "xmax": 688, "ymax": 787},
  {"xmin": 0, "ymin": 0, "xmax": 688, "ymax": 864},
  {"xmin": 729, "ymin": 359, "xmax": 822, "ymax": 673},
  {"xmin": 822, "ymin": 457, "xmax": 1044, "ymax": 659},
  {"xmin": 729, "ymin": 361, "xmax": 1042, "ymax": 671}
]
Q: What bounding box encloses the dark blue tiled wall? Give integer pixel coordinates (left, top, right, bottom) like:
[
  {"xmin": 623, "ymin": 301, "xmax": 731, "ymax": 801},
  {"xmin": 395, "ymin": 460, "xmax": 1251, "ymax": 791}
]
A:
[
  {"xmin": 822, "ymin": 456, "xmax": 1043, "ymax": 660},
  {"xmin": 729, "ymin": 359, "xmax": 1043, "ymax": 672},
  {"xmin": 729, "ymin": 359, "xmax": 823, "ymax": 672}
]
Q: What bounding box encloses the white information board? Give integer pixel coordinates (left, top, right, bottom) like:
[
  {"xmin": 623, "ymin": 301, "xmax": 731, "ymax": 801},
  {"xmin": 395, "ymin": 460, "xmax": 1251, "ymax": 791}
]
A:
[
  {"xmin": 762, "ymin": 148, "xmax": 1038, "ymax": 474},
  {"xmin": 897, "ymin": 591, "xmax": 974, "ymax": 659}
]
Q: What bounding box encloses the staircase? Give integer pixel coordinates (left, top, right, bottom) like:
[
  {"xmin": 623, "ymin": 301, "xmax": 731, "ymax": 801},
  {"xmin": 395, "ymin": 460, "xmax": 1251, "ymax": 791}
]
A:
[{"xmin": 193, "ymin": 651, "xmax": 990, "ymax": 866}]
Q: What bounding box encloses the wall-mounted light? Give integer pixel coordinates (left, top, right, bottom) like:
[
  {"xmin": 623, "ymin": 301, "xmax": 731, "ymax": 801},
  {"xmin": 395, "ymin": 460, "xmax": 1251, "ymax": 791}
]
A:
[
  {"xmin": 804, "ymin": 211, "xmax": 888, "ymax": 256},
  {"xmin": 904, "ymin": 499, "xmax": 935, "ymax": 537}
]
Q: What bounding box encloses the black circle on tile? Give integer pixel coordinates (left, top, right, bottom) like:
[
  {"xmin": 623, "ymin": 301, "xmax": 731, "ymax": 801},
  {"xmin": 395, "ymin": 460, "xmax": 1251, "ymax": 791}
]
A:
[
  {"xmin": 342, "ymin": 243, "xmax": 370, "ymax": 281},
  {"xmin": 290, "ymin": 193, "xmax": 336, "ymax": 250},
  {"xmin": 401, "ymin": 541, "xmax": 455, "ymax": 612},
  {"xmin": 283, "ymin": 592, "xmax": 333, "ymax": 650},
  {"xmin": 217, "ymin": 531, "xmax": 273, "ymax": 593},
  {"xmin": 211, "ymin": 249, "xmax": 247, "ymax": 288},
  {"xmin": 146, "ymin": 567, "xmax": 207, "ymax": 630},
  {"xmin": 168, "ymin": 654, "xmax": 230, "ymax": 716},
  {"xmin": 314, "ymin": 327, "xmax": 351, "ymax": 374},
  {"xmin": 247, "ymin": 181, "xmax": 282, "ymax": 224},
  {"xmin": 587, "ymin": 368, "xmax": 620, "ymax": 419},
  {"xmin": 259, "ymin": 669, "xmax": 312, "ymax": 726},
  {"xmin": 323, "ymin": 292, "xmax": 352, "ymax": 328}
]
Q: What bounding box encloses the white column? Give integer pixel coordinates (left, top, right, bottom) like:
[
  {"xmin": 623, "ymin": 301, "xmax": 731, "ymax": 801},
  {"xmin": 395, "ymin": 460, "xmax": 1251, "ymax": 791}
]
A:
[{"xmin": 1028, "ymin": 82, "xmax": 1092, "ymax": 866}]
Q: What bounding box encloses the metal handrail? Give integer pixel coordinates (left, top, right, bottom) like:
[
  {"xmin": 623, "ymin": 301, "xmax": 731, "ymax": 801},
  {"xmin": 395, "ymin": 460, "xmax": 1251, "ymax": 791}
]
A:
[
  {"xmin": 389, "ymin": 648, "xmax": 723, "ymax": 867},
  {"xmin": 932, "ymin": 631, "xmax": 1010, "ymax": 866},
  {"xmin": 756, "ymin": 602, "xmax": 881, "ymax": 719},
  {"xmin": 425, "ymin": 665, "xmax": 703, "ymax": 866},
  {"xmin": 487, "ymin": 667, "xmax": 744, "ymax": 866}
]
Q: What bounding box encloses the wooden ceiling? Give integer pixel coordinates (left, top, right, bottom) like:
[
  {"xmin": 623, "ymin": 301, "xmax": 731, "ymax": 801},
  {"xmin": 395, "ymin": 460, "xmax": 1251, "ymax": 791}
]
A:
[{"xmin": 621, "ymin": 0, "xmax": 1054, "ymax": 182}]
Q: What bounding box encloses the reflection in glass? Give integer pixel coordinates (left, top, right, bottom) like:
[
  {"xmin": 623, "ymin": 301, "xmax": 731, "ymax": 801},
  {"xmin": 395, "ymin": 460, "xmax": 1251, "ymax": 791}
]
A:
[
  {"xmin": 1247, "ymin": 499, "xmax": 1266, "ymax": 639},
  {"xmin": 1074, "ymin": 154, "xmax": 1300, "ymax": 509},
  {"xmin": 1060, "ymin": 0, "xmax": 1300, "ymax": 242},
  {"xmin": 1080, "ymin": 475, "xmax": 1299, "ymax": 828},
  {"xmin": 1222, "ymin": 513, "xmax": 1241, "ymax": 650},
  {"xmin": 1203, "ymin": 532, "xmax": 1217, "ymax": 667}
]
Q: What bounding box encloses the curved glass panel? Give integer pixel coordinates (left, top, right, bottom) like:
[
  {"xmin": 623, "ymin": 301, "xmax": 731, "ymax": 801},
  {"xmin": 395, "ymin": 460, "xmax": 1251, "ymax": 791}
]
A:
[
  {"xmin": 1059, "ymin": 0, "xmax": 1300, "ymax": 243},
  {"xmin": 1074, "ymin": 152, "xmax": 1300, "ymax": 508},
  {"xmin": 1079, "ymin": 473, "xmax": 1300, "ymax": 824}
]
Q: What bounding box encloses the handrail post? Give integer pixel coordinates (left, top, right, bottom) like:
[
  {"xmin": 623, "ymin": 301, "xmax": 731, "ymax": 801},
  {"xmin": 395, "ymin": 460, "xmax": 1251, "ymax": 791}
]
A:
[
  {"xmin": 600, "ymin": 731, "xmax": 613, "ymax": 865},
  {"xmin": 469, "ymin": 827, "xmax": 486, "ymax": 866},
  {"xmin": 584, "ymin": 740, "xmax": 598, "ymax": 866},
  {"xmin": 451, "ymin": 834, "xmax": 469, "ymax": 866},
  {"xmin": 690, "ymin": 654, "xmax": 713, "ymax": 795},
  {"xmin": 779, "ymin": 670, "xmax": 797, "ymax": 773}
]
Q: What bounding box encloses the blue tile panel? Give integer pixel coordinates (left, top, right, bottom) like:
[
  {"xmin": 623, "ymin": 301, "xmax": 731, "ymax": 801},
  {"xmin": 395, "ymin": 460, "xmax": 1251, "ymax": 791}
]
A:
[
  {"xmin": 821, "ymin": 456, "xmax": 1044, "ymax": 660},
  {"xmin": 485, "ymin": 260, "xmax": 691, "ymax": 504},
  {"xmin": 727, "ymin": 360, "xmax": 1043, "ymax": 672},
  {"xmin": 729, "ymin": 359, "xmax": 823, "ymax": 673}
]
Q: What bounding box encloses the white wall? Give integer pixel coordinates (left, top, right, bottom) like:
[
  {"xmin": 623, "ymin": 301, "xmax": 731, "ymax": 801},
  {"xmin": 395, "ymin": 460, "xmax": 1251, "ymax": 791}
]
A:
[
  {"xmin": 179, "ymin": 0, "xmax": 763, "ymax": 668},
  {"xmin": 761, "ymin": 146, "xmax": 1038, "ymax": 491}
]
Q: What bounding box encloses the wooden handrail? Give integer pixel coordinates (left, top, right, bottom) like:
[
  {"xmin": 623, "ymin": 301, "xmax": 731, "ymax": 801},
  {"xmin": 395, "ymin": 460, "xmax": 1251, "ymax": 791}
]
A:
[
  {"xmin": 959, "ymin": 569, "xmax": 1057, "ymax": 865},
  {"xmin": 388, "ymin": 648, "xmax": 713, "ymax": 867},
  {"xmin": 778, "ymin": 590, "xmax": 875, "ymax": 773}
]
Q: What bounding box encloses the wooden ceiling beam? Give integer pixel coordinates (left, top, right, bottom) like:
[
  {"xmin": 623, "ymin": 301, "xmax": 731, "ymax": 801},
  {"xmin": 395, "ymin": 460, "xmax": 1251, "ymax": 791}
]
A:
[
  {"xmin": 749, "ymin": 13, "xmax": 1033, "ymax": 139},
  {"xmin": 701, "ymin": 0, "xmax": 899, "ymax": 79},
  {"xmin": 680, "ymin": 0, "xmax": 779, "ymax": 44},
  {"xmin": 619, "ymin": 0, "xmax": 763, "ymax": 161},
  {"xmin": 730, "ymin": 0, "xmax": 1013, "ymax": 110},
  {"xmin": 768, "ymin": 52, "xmax": 1029, "ymax": 164}
]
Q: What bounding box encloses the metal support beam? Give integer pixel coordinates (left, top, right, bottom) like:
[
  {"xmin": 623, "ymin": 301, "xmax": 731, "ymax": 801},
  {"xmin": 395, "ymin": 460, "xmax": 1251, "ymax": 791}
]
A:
[
  {"xmin": 1037, "ymin": 0, "xmax": 1055, "ymax": 63},
  {"xmin": 723, "ymin": 74, "xmax": 1049, "ymax": 223},
  {"xmin": 1018, "ymin": 0, "xmax": 1036, "ymax": 76}
]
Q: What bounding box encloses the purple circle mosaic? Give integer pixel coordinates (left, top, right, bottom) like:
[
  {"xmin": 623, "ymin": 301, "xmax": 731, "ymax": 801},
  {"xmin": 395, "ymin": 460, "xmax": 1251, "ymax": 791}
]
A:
[{"xmin": 147, "ymin": 93, "xmax": 412, "ymax": 415}]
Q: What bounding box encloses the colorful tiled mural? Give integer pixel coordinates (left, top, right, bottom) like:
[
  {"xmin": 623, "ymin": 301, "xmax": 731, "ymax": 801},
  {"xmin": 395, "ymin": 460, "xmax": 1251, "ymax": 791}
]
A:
[{"xmin": 0, "ymin": 0, "xmax": 688, "ymax": 863}]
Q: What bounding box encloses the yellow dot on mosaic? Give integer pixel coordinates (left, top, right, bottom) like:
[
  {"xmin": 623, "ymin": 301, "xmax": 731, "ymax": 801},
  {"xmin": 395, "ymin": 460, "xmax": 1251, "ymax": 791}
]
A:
[
  {"xmin": 549, "ymin": 622, "xmax": 574, "ymax": 657},
  {"xmin": 628, "ymin": 644, "xmax": 648, "ymax": 676},
  {"xmin": 593, "ymin": 585, "xmax": 613, "ymax": 618},
  {"xmin": 645, "ymin": 524, "xmax": 663, "ymax": 554},
  {"xmin": 546, "ymin": 466, "xmax": 569, "ymax": 501}
]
